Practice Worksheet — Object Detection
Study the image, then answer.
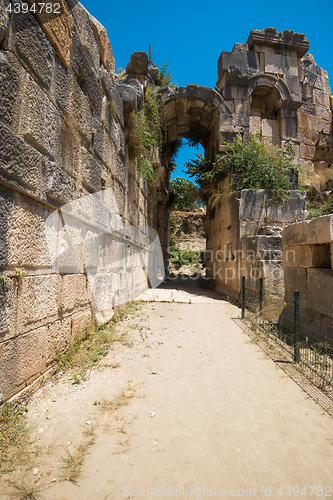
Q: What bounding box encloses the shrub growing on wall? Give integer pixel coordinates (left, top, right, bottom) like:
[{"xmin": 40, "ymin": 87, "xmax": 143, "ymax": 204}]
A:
[{"xmin": 184, "ymin": 135, "xmax": 300, "ymax": 203}]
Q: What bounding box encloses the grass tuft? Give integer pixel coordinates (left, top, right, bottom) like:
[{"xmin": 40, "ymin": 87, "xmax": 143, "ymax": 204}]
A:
[
  {"xmin": 59, "ymin": 438, "xmax": 95, "ymax": 484},
  {"xmin": 0, "ymin": 402, "xmax": 34, "ymax": 476},
  {"xmin": 54, "ymin": 301, "xmax": 142, "ymax": 383}
]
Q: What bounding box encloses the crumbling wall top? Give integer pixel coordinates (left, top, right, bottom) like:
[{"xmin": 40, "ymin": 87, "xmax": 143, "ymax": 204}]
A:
[{"xmin": 246, "ymin": 28, "xmax": 309, "ymax": 58}]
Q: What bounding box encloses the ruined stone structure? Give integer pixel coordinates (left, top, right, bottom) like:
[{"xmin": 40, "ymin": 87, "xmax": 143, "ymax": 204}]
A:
[
  {"xmin": 158, "ymin": 28, "xmax": 333, "ymax": 299},
  {"xmin": 1, "ymin": 0, "xmax": 333, "ymax": 401},
  {"xmin": 281, "ymin": 215, "xmax": 333, "ymax": 345},
  {"xmin": 0, "ymin": 1, "xmax": 153, "ymax": 401}
]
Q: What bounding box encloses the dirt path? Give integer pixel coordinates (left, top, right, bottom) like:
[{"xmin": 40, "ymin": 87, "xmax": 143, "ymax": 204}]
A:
[{"xmin": 3, "ymin": 278, "xmax": 333, "ymax": 499}]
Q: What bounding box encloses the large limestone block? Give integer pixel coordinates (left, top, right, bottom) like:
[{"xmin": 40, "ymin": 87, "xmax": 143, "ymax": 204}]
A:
[
  {"xmin": 307, "ymin": 268, "xmax": 333, "ymax": 307},
  {"xmin": 70, "ymin": 310, "xmax": 92, "ymax": 340},
  {"xmin": 0, "ymin": 315, "xmax": 74, "ymax": 399},
  {"xmin": 283, "ymin": 244, "xmax": 331, "ymax": 268},
  {"xmin": 250, "ymin": 115, "xmax": 261, "ymax": 135},
  {"xmin": 47, "ymin": 316, "xmax": 72, "ymax": 357},
  {"xmin": 0, "ymin": 276, "xmax": 17, "ymax": 339},
  {"xmin": 240, "ymin": 190, "xmax": 307, "ymax": 225},
  {"xmin": 61, "ymin": 274, "xmax": 91, "ymax": 311},
  {"xmin": 262, "ymin": 118, "xmax": 280, "ymax": 138},
  {"xmin": 242, "ymin": 235, "xmax": 283, "ymax": 261},
  {"xmin": 0, "ymin": 122, "xmax": 44, "ymax": 198},
  {"xmin": 0, "ymin": 326, "xmax": 49, "ymax": 399},
  {"xmin": 284, "ymin": 266, "xmax": 308, "ymax": 298},
  {"xmin": 80, "ymin": 145, "xmax": 102, "ymax": 193},
  {"xmin": 0, "ymin": 51, "xmax": 26, "ymax": 133},
  {"xmin": 282, "ymin": 215, "xmax": 333, "ymax": 246},
  {"xmin": 0, "ymin": 0, "xmax": 10, "ymax": 44},
  {"xmin": 62, "ymin": 73, "xmax": 92, "ymax": 141},
  {"xmin": 0, "ymin": 188, "xmax": 54, "ymax": 268},
  {"xmin": 70, "ymin": 32, "xmax": 103, "ymax": 118},
  {"xmin": 16, "ymin": 275, "xmax": 61, "ymax": 335},
  {"xmin": 314, "ymin": 88, "xmax": 330, "ymax": 108},
  {"xmin": 299, "ymin": 143, "xmax": 316, "ymax": 160},
  {"xmin": 91, "ymin": 16, "xmax": 115, "ymax": 77},
  {"xmin": 44, "ymin": 160, "xmax": 76, "ymax": 205},
  {"xmin": 56, "ymin": 117, "xmax": 81, "ymax": 179},
  {"xmin": 25, "ymin": 0, "xmax": 73, "ymax": 68},
  {"xmin": 9, "ymin": 10, "xmax": 55, "ymax": 88},
  {"xmin": 71, "ymin": 3, "xmax": 100, "ymax": 71},
  {"xmin": 115, "ymin": 79, "xmax": 143, "ymax": 115},
  {"xmin": 19, "ymin": 75, "xmax": 60, "ymax": 158}
]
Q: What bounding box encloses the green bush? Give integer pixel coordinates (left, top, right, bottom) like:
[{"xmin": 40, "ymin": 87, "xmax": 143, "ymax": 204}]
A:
[
  {"xmin": 308, "ymin": 193, "xmax": 333, "ymax": 218},
  {"xmin": 169, "ymin": 177, "xmax": 200, "ymax": 211},
  {"xmin": 155, "ymin": 63, "xmax": 177, "ymax": 89},
  {"xmin": 184, "ymin": 136, "xmax": 300, "ymax": 203},
  {"xmin": 169, "ymin": 247, "xmax": 205, "ymax": 268}
]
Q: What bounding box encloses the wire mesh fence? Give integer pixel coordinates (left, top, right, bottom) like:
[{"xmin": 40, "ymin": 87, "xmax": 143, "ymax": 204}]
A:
[{"xmin": 241, "ymin": 277, "xmax": 333, "ymax": 391}]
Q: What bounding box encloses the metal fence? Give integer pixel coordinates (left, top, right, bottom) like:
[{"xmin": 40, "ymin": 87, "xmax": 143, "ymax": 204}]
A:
[{"xmin": 241, "ymin": 277, "xmax": 333, "ymax": 390}]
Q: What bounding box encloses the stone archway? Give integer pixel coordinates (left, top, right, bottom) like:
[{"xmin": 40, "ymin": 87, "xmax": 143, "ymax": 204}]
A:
[{"xmin": 155, "ymin": 85, "xmax": 231, "ymax": 268}]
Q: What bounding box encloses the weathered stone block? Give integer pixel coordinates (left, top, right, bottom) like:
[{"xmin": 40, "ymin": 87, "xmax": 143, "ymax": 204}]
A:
[
  {"xmin": 70, "ymin": 32, "xmax": 102, "ymax": 118},
  {"xmin": 66, "ymin": 75, "xmax": 92, "ymax": 140},
  {"xmin": 250, "ymin": 115, "xmax": 261, "ymax": 135},
  {"xmin": 262, "ymin": 118, "xmax": 280, "ymax": 138},
  {"xmin": 240, "ymin": 190, "xmax": 307, "ymax": 225},
  {"xmin": 0, "ymin": 326, "xmax": 48, "ymax": 399},
  {"xmin": 44, "ymin": 160, "xmax": 76, "ymax": 205},
  {"xmin": 283, "ymin": 244, "xmax": 331, "ymax": 268},
  {"xmin": 115, "ymin": 79, "xmax": 143, "ymax": 114},
  {"xmin": 71, "ymin": 3, "xmax": 100, "ymax": 71},
  {"xmin": 0, "ymin": 275, "xmax": 17, "ymax": 339},
  {"xmin": 56, "ymin": 117, "xmax": 81, "ymax": 179},
  {"xmin": 284, "ymin": 266, "xmax": 308, "ymax": 298},
  {"xmin": 91, "ymin": 15, "xmax": 115, "ymax": 76},
  {"xmin": 0, "ymin": 0, "xmax": 10, "ymax": 44},
  {"xmin": 71, "ymin": 310, "xmax": 92, "ymax": 339},
  {"xmin": 0, "ymin": 51, "xmax": 25, "ymax": 133},
  {"xmin": 19, "ymin": 75, "xmax": 60, "ymax": 158},
  {"xmin": 282, "ymin": 215, "xmax": 333, "ymax": 246},
  {"xmin": 307, "ymin": 268, "xmax": 333, "ymax": 306},
  {"xmin": 0, "ymin": 187, "xmax": 53, "ymax": 268},
  {"xmin": 242, "ymin": 235, "xmax": 283, "ymax": 261},
  {"xmin": 16, "ymin": 275, "xmax": 60, "ymax": 334},
  {"xmin": 9, "ymin": 10, "xmax": 55, "ymax": 88},
  {"xmin": 80, "ymin": 145, "xmax": 102, "ymax": 193},
  {"xmin": 61, "ymin": 274, "xmax": 91, "ymax": 311},
  {"xmin": 300, "ymin": 143, "xmax": 316, "ymax": 160},
  {"xmin": 0, "ymin": 122, "xmax": 43, "ymax": 197},
  {"xmin": 26, "ymin": 0, "xmax": 73, "ymax": 68}
]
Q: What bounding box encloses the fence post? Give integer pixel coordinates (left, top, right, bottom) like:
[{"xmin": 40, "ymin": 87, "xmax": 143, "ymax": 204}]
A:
[
  {"xmin": 294, "ymin": 290, "xmax": 300, "ymax": 362},
  {"xmin": 259, "ymin": 277, "xmax": 263, "ymax": 311},
  {"xmin": 241, "ymin": 276, "xmax": 245, "ymax": 319}
]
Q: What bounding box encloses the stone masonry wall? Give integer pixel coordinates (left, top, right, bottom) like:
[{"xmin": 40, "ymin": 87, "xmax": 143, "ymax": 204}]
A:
[
  {"xmin": 281, "ymin": 215, "xmax": 333, "ymax": 346},
  {"xmin": 216, "ymin": 28, "xmax": 333, "ymax": 193},
  {"xmin": 206, "ymin": 178, "xmax": 307, "ymax": 299},
  {"xmin": 0, "ymin": 1, "xmax": 151, "ymax": 401}
]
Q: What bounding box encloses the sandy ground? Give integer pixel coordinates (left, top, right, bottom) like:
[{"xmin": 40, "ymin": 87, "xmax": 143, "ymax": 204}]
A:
[{"xmin": 2, "ymin": 278, "xmax": 333, "ymax": 499}]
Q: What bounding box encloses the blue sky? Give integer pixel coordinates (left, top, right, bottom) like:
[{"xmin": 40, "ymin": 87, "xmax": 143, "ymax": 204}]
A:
[{"xmin": 81, "ymin": 0, "xmax": 333, "ymax": 184}]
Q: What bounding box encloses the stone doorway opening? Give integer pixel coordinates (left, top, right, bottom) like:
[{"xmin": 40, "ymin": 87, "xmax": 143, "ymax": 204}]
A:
[{"xmin": 156, "ymin": 85, "xmax": 225, "ymax": 279}]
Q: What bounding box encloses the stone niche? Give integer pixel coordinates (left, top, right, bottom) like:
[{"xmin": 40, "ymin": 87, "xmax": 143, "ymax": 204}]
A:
[{"xmin": 215, "ymin": 28, "xmax": 333, "ymax": 192}]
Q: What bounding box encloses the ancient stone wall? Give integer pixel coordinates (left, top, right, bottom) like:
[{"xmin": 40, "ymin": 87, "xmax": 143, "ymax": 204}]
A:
[
  {"xmin": 216, "ymin": 28, "xmax": 333, "ymax": 191},
  {"xmin": 206, "ymin": 177, "xmax": 307, "ymax": 298},
  {"xmin": 281, "ymin": 215, "xmax": 333, "ymax": 345},
  {"xmin": 0, "ymin": 1, "xmax": 151, "ymax": 401}
]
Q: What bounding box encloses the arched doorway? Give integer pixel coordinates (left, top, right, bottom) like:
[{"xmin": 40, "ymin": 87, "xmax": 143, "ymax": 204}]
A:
[{"xmin": 155, "ymin": 85, "xmax": 230, "ymax": 273}]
